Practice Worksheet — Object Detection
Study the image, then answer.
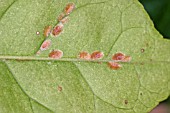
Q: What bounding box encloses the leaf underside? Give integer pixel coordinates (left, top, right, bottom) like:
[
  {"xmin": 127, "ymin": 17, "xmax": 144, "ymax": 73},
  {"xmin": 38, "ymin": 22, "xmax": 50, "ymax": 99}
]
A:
[{"xmin": 0, "ymin": 0, "xmax": 170, "ymax": 113}]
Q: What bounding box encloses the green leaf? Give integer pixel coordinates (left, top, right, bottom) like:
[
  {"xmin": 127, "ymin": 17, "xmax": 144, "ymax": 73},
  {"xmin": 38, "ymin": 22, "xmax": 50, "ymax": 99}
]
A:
[{"xmin": 0, "ymin": 0, "xmax": 170, "ymax": 113}]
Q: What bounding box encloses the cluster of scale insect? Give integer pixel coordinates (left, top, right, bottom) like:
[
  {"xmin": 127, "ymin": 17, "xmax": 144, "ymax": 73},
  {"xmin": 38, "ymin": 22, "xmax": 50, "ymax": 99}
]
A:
[
  {"xmin": 78, "ymin": 51, "xmax": 104, "ymax": 60},
  {"xmin": 108, "ymin": 52, "xmax": 131, "ymax": 70},
  {"xmin": 36, "ymin": 3, "xmax": 75, "ymax": 59},
  {"xmin": 78, "ymin": 51, "xmax": 131, "ymax": 70},
  {"xmin": 36, "ymin": 3, "xmax": 132, "ymax": 69}
]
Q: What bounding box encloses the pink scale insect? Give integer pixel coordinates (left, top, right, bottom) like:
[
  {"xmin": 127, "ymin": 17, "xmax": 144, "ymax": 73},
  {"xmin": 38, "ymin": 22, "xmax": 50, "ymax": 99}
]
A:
[
  {"xmin": 40, "ymin": 39, "xmax": 51, "ymax": 51},
  {"xmin": 112, "ymin": 52, "xmax": 131, "ymax": 62},
  {"xmin": 91, "ymin": 51, "xmax": 104, "ymax": 60},
  {"xmin": 36, "ymin": 39, "xmax": 51, "ymax": 55},
  {"xmin": 108, "ymin": 52, "xmax": 132, "ymax": 70},
  {"xmin": 112, "ymin": 52, "xmax": 125, "ymax": 61},
  {"xmin": 51, "ymin": 23, "xmax": 64, "ymax": 37}
]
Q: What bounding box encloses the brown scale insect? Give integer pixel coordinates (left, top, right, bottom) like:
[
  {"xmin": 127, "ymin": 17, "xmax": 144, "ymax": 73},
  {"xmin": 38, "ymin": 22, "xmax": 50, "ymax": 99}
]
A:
[
  {"xmin": 49, "ymin": 50, "xmax": 63, "ymax": 59},
  {"xmin": 58, "ymin": 13, "xmax": 69, "ymax": 24},
  {"xmin": 58, "ymin": 13, "xmax": 65, "ymax": 22},
  {"xmin": 91, "ymin": 51, "xmax": 104, "ymax": 60},
  {"xmin": 112, "ymin": 52, "xmax": 125, "ymax": 61},
  {"xmin": 108, "ymin": 61, "xmax": 122, "ymax": 70},
  {"xmin": 78, "ymin": 51, "xmax": 91, "ymax": 60},
  {"xmin": 58, "ymin": 86, "xmax": 62, "ymax": 92},
  {"xmin": 43, "ymin": 26, "xmax": 52, "ymax": 37},
  {"xmin": 112, "ymin": 52, "xmax": 131, "ymax": 62},
  {"xmin": 64, "ymin": 3, "xmax": 75, "ymax": 15}
]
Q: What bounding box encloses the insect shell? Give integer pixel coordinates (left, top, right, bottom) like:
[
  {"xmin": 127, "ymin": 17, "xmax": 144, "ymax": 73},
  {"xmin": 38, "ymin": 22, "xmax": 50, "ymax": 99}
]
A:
[
  {"xmin": 78, "ymin": 51, "xmax": 91, "ymax": 60},
  {"xmin": 91, "ymin": 51, "xmax": 104, "ymax": 60},
  {"xmin": 51, "ymin": 23, "xmax": 64, "ymax": 37},
  {"xmin": 121, "ymin": 56, "xmax": 132, "ymax": 62},
  {"xmin": 44, "ymin": 26, "xmax": 52, "ymax": 37},
  {"xmin": 108, "ymin": 61, "xmax": 122, "ymax": 70},
  {"xmin": 58, "ymin": 13, "xmax": 65, "ymax": 22},
  {"xmin": 112, "ymin": 52, "xmax": 131, "ymax": 62},
  {"xmin": 112, "ymin": 52, "xmax": 125, "ymax": 61},
  {"xmin": 58, "ymin": 12, "xmax": 69, "ymax": 24},
  {"xmin": 49, "ymin": 50, "xmax": 63, "ymax": 59},
  {"xmin": 60, "ymin": 17, "xmax": 69, "ymax": 24},
  {"xmin": 40, "ymin": 39, "xmax": 51, "ymax": 51},
  {"xmin": 64, "ymin": 3, "xmax": 75, "ymax": 15}
]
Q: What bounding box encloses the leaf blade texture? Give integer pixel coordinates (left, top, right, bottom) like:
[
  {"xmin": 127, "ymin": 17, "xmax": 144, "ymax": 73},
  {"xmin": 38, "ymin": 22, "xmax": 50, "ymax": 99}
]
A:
[{"xmin": 0, "ymin": 0, "xmax": 170, "ymax": 113}]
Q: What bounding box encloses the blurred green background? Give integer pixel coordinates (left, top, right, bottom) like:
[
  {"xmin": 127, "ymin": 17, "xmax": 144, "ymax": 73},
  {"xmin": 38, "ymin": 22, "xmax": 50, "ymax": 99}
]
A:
[
  {"xmin": 139, "ymin": 0, "xmax": 170, "ymax": 112},
  {"xmin": 139, "ymin": 0, "xmax": 170, "ymax": 39}
]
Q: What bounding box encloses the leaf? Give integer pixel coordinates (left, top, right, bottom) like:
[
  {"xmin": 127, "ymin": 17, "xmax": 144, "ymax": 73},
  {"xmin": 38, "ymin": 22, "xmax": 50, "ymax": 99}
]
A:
[{"xmin": 0, "ymin": 0, "xmax": 170, "ymax": 113}]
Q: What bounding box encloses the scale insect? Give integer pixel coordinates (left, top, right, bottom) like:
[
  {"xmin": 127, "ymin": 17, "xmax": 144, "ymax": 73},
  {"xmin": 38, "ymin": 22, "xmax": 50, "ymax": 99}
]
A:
[
  {"xmin": 57, "ymin": 13, "xmax": 69, "ymax": 24},
  {"xmin": 58, "ymin": 13, "xmax": 65, "ymax": 22},
  {"xmin": 51, "ymin": 23, "xmax": 64, "ymax": 37},
  {"xmin": 64, "ymin": 3, "xmax": 75, "ymax": 15},
  {"xmin": 91, "ymin": 51, "xmax": 104, "ymax": 60},
  {"xmin": 108, "ymin": 61, "xmax": 122, "ymax": 70},
  {"xmin": 60, "ymin": 17, "xmax": 69, "ymax": 24},
  {"xmin": 40, "ymin": 39, "xmax": 51, "ymax": 51},
  {"xmin": 112, "ymin": 52, "xmax": 131, "ymax": 62},
  {"xmin": 122, "ymin": 56, "xmax": 131, "ymax": 62},
  {"xmin": 44, "ymin": 26, "xmax": 52, "ymax": 37},
  {"xmin": 49, "ymin": 49, "xmax": 63, "ymax": 59},
  {"xmin": 78, "ymin": 51, "xmax": 91, "ymax": 60},
  {"xmin": 112, "ymin": 52, "xmax": 125, "ymax": 61}
]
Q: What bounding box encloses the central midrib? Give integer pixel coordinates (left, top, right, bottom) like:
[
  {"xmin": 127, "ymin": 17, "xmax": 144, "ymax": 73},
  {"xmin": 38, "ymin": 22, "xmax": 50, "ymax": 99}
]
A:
[{"xmin": 0, "ymin": 55, "xmax": 169, "ymax": 64}]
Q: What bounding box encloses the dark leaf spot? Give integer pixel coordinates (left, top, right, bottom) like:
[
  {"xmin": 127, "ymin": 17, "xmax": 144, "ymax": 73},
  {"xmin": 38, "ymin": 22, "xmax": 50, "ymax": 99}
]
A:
[
  {"xmin": 58, "ymin": 86, "xmax": 62, "ymax": 92},
  {"xmin": 141, "ymin": 48, "xmax": 145, "ymax": 53},
  {"xmin": 124, "ymin": 100, "xmax": 128, "ymax": 104}
]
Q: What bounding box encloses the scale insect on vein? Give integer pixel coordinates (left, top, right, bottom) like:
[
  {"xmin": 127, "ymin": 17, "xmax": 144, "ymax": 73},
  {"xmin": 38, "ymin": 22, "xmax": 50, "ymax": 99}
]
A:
[
  {"xmin": 58, "ymin": 13, "xmax": 65, "ymax": 21},
  {"xmin": 64, "ymin": 3, "xmax": 75, "ymax": 15},
  {"xmin": 49, "ymin": 50, "xmax": 63, "ymax": 59},
  {"xmin": 112, "ymin": 52, "xmax": 125, "ymax": 60},
  {"xmin": 51, "ymin": 23, "xmax": 64, "ymax": 37},
  {"xmin": 108, "ymin": 62, "xmax": 122, "ymax": 70},
  {"xmin": 112, "ymin": 52, "xmax": 131, "ymax": 62},
  {"xmin": 40, "ymin": 39, "xmax": 51, "ymax": 51},
  {"xmin": 44, "ymin": 26, "xmax": 52, "ymax": 37},
  {"xmin": 78, "ymin": 51, "xmax": 91, "ymax": 60},
  {"xmin": 91, "ymin": 51, "xmax": 104, "ymax": 60}
]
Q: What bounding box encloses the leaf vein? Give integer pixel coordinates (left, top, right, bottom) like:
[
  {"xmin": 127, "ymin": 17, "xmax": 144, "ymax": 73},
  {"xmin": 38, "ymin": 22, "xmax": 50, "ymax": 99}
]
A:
[
  {"xmin": 73, "ymin": 62, "xmax": 133, "ymax": 110},
  {"xmin": 0, "ymin": 0, "xmax": 18, "ymax": 20}
]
